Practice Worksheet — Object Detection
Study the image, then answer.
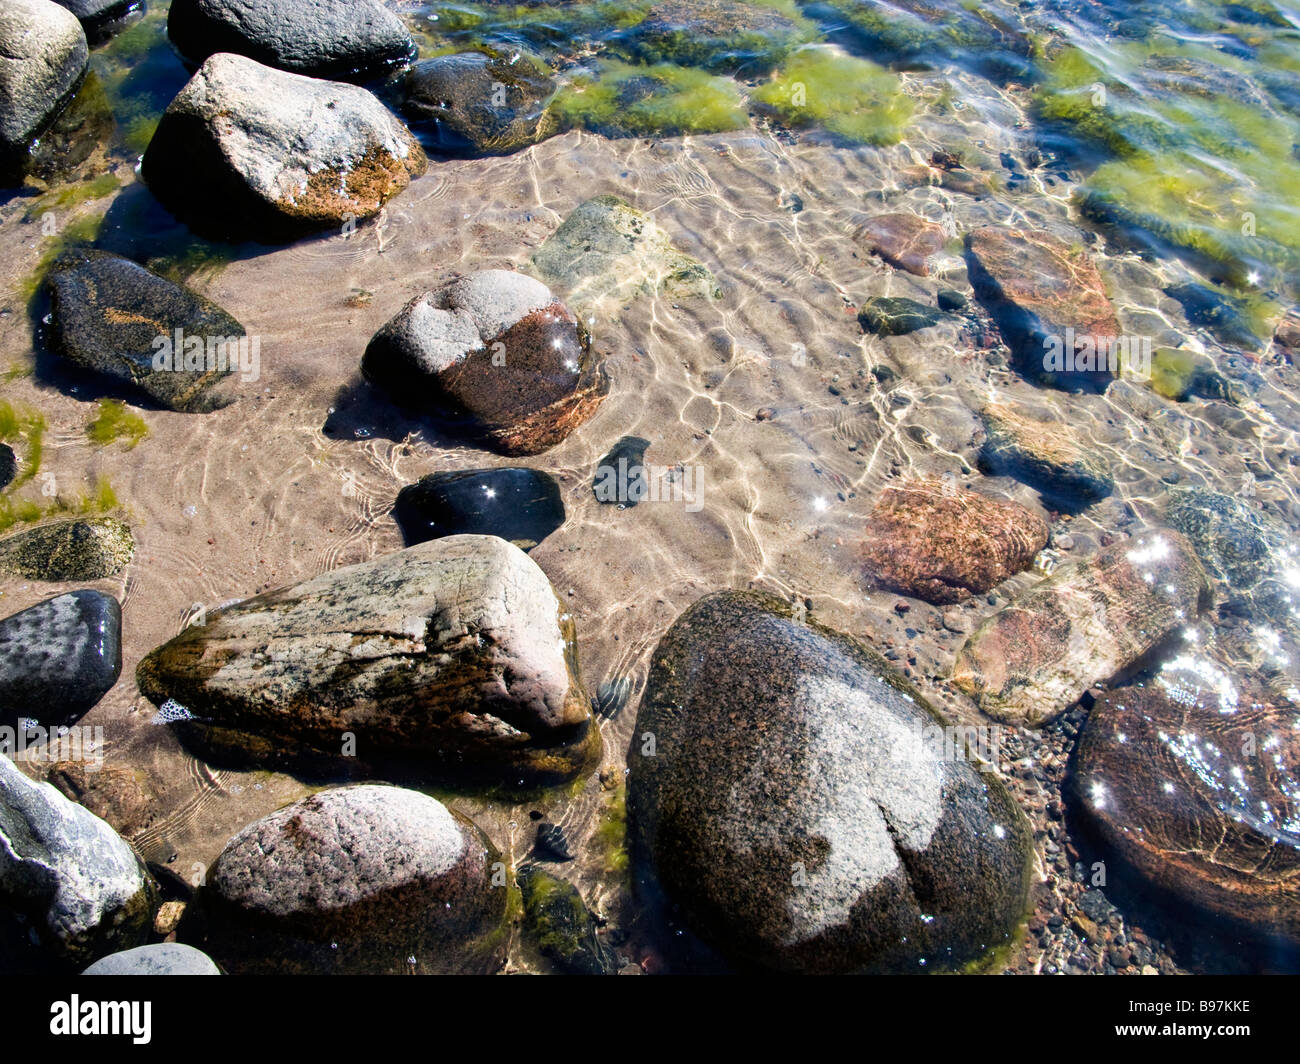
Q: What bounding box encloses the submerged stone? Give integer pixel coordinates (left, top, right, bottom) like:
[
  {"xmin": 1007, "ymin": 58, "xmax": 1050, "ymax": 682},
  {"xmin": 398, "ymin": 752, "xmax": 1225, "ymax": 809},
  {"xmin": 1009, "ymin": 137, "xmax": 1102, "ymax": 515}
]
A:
[
  {"xmin": 1164, "ymin": 282, "xmax": 1261, "ymax": 352},
  {"xmin": 519, "ymin": 865, "xmax": 617, "ymax": 975},
  {"xmin": 857, "ymin": 296, "xmax": 945, "ymax": 336},
  {"xmin": 618, "ymin": 0, "xmax": 805, "ymax": 74},
  {"xmin": 978, "ymin": 403, "xmax": 1114, "ymax": 510},
  {"xmin": 592, "ymin": 435, "xmax": 651, "ymax": 507},
  {"xmin": 857, "ymin": 213, "xmax": 946, "ymax": 276},
  {"xmin": 393, "ymin": 467, "xmax": 564, "ymax": 551},
  {"xmin": 952, "ymin": 529, "xmax": 1208, "ymax": 725},
  {"xmin": 1149, "ymin": 346, "xmax": 1236, "ymax": 402},
  {"xmin": 0, "ymin": 444, "xmax": 14, "ymax": 492},
  {"xmin": 628, "ymin": 589, "xmax": 1033, "ymax": 973},
  {"xmin": 45, "ymin": 250, "xmax": 245, "ymax": 412},
  {"xmin": 0, "ymin": 518, "xmax": 134, "ymax": 581}
]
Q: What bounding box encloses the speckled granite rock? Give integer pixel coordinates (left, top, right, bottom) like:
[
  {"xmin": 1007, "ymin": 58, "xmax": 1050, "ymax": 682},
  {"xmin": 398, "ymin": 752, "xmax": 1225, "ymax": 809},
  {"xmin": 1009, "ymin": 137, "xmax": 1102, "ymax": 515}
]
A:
[
  {"xmin": 82, "ymin": 942, "xmax": 221, "ymax": 975},
  {"xmin": 1073, "ymin": 665, "xmax": 1300, "ymax": 951},
  {"xmin": 1, "ymin": 753, "xmax": 154, "ymax": 974},
  {"xmin": 363, "ymin": 270, "xmax": 608, "ymax": 456},
  {"xmin": 189, "ymin": 786, "xmax": 507, "ymax": 974},
  {"xmin": 628, "ymin": 590, "xmax": 1033, "ymax": 973},
  {"xmin": 0, "ymin": 590, "xmax": 121, "ymax": 731},
  {"xmin": 142, "ymin": 53, "xmax": 426, "ymax": 241},
  {"xmin": 978, "ymin": 403, "xmax": 1114, "ymax": 510},
  {"xmin": 0, "ymin": 518, "xmax": 134, "ymax": 581},
  {"xmin": 952, "ymin": 529, "xmax": 1208, "ymax": 725},
  {"xmin": 137, "ymin": 535, "xmax": 599, "ymax": 786},
  {"xmin": 860, "ymin": 479, "xmax": 1048, "ymax": 604},
  {"xmin": 857, "ymin": 212, "xmax": 946, "ymax": 276}
]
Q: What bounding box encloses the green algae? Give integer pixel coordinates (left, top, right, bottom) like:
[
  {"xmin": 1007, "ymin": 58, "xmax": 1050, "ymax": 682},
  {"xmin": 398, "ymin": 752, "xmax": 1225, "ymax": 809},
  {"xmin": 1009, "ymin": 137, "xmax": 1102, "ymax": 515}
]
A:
[
  {"xmin": 0, "ymin": 478, "xmax": 122, "ymax": 535},
  {"xmin": 593, "ymin": 785, "xmax": 629, "ymax": 876},
  {"xmin": 751, "ymin": 47, "xmax": 913, "ymax": 146},
  {"xmin": 0, "ymin": 401, "xmax": 47, "ymax": 490},
  {"xmin": 18, "ymin": 212, "xmax": 103, "ymax": 307},
  {"xmin": 87, "ymin": 400, "xmax": 149, "ymax": 449},
  {"xmin": 552, "ymin": 60, "xmax": 748, "ymax": 137}
]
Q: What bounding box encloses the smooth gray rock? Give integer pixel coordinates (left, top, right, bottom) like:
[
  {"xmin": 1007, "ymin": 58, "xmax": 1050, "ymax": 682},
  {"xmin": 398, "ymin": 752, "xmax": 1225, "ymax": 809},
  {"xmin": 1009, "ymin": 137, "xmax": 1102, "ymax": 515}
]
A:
[
  {"xmin": 192, "ymin": 785, "xmax": 507, "ymax": 974},
  {"xmin": 168, "ymin": 0, "xmax": 414, "ymax": 81},
  {"xmin": 0, "ymin": 0, "xmax": 88, "ymax": 173},
  {"xmin": 0, "ymin": 590, "xmax": 122, "ymax": 732},
  {"xmin": 0, "ymin": 753, "xmax": 154, "ymax": 973},
  {"xmin": 82, "ymin": 942, "xmax": 220, "ymax": 975}
]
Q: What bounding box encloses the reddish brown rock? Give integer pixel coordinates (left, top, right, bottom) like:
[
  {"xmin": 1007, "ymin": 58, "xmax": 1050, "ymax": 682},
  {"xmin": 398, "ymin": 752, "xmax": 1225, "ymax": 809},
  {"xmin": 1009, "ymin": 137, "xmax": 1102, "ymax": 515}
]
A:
[
  {"xmin": 857, "ymin": 213, "xmax": 946, "ymax": 276},
  {"xmin": 859, "ymin": 479, "xmax": 1048, "ymax": 605},
  {"xmin": 965, "ymin": 225, "xmax": 1121, "ymax": 391},
  {"xmin": 1073, "ymin": 665, "xmax": 1300, "ymax": 952},
  {"xmin": 362, "ymin": 270, "xmax": 609, "ymax": 456}
]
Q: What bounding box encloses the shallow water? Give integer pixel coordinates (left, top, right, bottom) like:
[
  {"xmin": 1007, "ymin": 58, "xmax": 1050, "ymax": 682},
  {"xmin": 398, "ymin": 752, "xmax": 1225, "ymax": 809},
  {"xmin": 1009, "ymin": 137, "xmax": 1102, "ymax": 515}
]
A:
[{"xmin": 1, "ymin": 0, "xmax": 1298, "ymax": 973}]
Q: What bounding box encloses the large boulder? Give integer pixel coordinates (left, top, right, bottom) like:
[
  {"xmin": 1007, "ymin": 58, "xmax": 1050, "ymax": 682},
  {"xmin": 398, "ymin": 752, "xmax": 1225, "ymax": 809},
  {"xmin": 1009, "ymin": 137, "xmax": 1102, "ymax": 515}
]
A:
[
  {"xmin": 401, "ymin": 52, "xmax": 557, "ymax": 156},
  {"xmin": 965, "ymin": 226, "xmax": 1122, "ymax": 391},
  {"xmin": 952, "ymin": 529, "xmax": 1208, "ymax": 725},
  {"xmin": 0, "ymin": 753, "xmax": 154, "ymax": 974},
  {"xmin": 137, "ymin": 535, "xmax": 600, "ymax": 786},
  {"xmin": 189, "ymin": 786, "xmax": 507, "ymax": 974},
  {"xmin": 363, "ymin": 270, "xmax": 609, "ymax": 456},
  {"xmin": 0, "ymin": 590, "xmax": 121, "ymax": 732},
  {"xmin": 628, "ymin": 590, "xmax": 1034, "ymax": 973},
  {"xmin": 1072, "ymin": 663, "xmax": 1300, "ymax": 953},
  {"xmin": 859, "ymin": 479, "xmax": 1048, "ymax": 604},
  {"xmin": 45, "ymin": 250, "xmax": 246, "ymax": 413},
  {"xmin": 0, "ymin": 518, "xmax": 134, "ymax": 581},
  {"xmin": 142, "ymin": 53, "xmax": 427, "ymax": 242},
  {"xmin": 167, "ymin": 0, "xmax": 415, "ymax": 81},
  {"xmin": 0, "ymin": 0, "xmax": 88, "ymax": 179}
]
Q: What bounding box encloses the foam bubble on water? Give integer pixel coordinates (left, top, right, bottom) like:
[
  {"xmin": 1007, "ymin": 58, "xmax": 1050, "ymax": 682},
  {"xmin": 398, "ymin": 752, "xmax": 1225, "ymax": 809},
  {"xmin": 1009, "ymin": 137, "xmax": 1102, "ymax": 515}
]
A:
[{"xmin": 151, "ymin": 699, "xmax": 194, "ymax": 724}]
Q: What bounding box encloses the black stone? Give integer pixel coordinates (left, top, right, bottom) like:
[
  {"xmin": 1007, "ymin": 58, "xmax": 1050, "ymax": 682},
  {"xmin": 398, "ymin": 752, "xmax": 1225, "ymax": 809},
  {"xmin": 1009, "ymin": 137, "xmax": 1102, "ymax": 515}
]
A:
[
  {"xmin": 592, "ymin": 435, "xmax": 651, "ymax": 506},
  {"xmin": 593, "ymin": 675, "xmax": 632, "ymax": 720},
  {"xmin": 0, "ymin": 590, "xmax": 122, "ymax": 731},
  {"xmin": 0, "ymin": 445, "xmax": 15, "ymax": 492},
  {"xmin": 533, "ymin": 822, "xmax": 574, "ymax": 862},
  {"xmin": 1164, "ymin": 282, "xmax": 1260, "ymax": 351},
  {"xmin": 937, "ymin": 289, "xmax": 968, "ymax": 312},
  {"xmin": 392, "ymin": 467, "xmax": 564, "ymax": 551},
  {"xmin": 857, "ymin": 297, "xmax": 945, "ymax": 337}
]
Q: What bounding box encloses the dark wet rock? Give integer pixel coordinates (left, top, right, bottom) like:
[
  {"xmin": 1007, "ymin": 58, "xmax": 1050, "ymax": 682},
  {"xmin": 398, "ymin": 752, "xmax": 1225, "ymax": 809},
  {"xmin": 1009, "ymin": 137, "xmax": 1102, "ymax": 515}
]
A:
[
  {"xmin": 1274, "ymin": 307, "xmax": 1300, "ymax": 352},
  {"xmin": 1073, "ymin": 669, "xmax": 1300, "ymax": 951},
  {"xmin": 363, "ymin": 270, "xmax": 608, "ymax": 456},
  {"xmin": 189, "ymin": 786, "xmax": 507, "ymax": 975},
  {"xmin": 533, "ymin": 822, "xmax": 574, "ymax": 862},
  {"xmin": 0, "ymin": 444, "xmax": 14, "ymax": 492},
  {"xmin": 0, "ymin": 518, "xmax": 134, "ymax": 581},
  {"xmin": 0, "ymin": 753, "xmax": 154, "ymax": 974},
  {"xmin": 978, "ymin": 403, "xmax": 1114, "ymax": 510},
  {"xmin": 619, "ymin": 0, "xmax": 803, "ymax": 74},
  {"xmin": 401, "ymin": 52, "xmax": 557, "ymax": 156},
  {"xmin": 51, "ymin": 0, "xmax": 136, "ymax": 32},
  {"xmin": 0, "ymin": 0, "xmax": 87, "ymax": 180},
  {"xmin": 142, "ymin": 53, "xmax": 426, "ymax": 242},
  {"xmin": 628, "ymin": 590, "xmax": 1033, "ymax": 973},
  {"xmin": 45, "ymin": 250, "xmax": 245, "ymax": 412},
  {"xmin": 0, "ymin": 591, "xmax": 121, "ymax": 732},
  {"xmin": 137, "ymin": 535, "xmax": 599, "ymax": 786},
  {"xmin": 21, "ymin": 67, "xmax": 113, "ymax": 185},
  {"xmin": 519, "ymin": 865, "xmax": 616, "ymax": 974},
  {"xmin": 393, "ymin": 467, "xmax": 564, "ymax": 551},
  {"xmin": 965, "ymin": 226, "xmax": 1122, "ymax": 391},
  {"xmin": 1164, "ymin": 487, "xmax": 1286, "ymax": 596},
  {"xmin": 857, "ymin": 213, "xmax": 946, "ymax": 276},
  {"xmin": 937, "ymin": 288, "xmax": 968, "ymax": 312},
  {"xmin": 83, "ymin": 942, "xmax": 221, "ymax": 975},
  {"xmin": 1148, "ymin": 346, "xmax": 1236, "ymax": 402},
  {"xmin": 857, "ymin": 296, "xmax": 945, "ymax": 336},
  {"xmin": 167, "ymin": 0, "xmax": 414, "ymax": 81},
  {"xmin": 953, "ymin": 529, "xmax": 1208, "ymax": 725},
  {"xmin": 532, "ymin": 195, "xmax": 719, "ymax": 308},
  {"xmin": 593, "ymin": 675, "xmax": 632, "ymax": 720},
  {"xmin": 592, "ymin": 435, "xmax": 650, "ymax": 507},
  {"xmin": 1164, "ymin": 282, "xmax": 1260, "ymax": 352},
  {"xmin": 859, "ymin": 478, "xmax": 1048, "ymax": 604}
]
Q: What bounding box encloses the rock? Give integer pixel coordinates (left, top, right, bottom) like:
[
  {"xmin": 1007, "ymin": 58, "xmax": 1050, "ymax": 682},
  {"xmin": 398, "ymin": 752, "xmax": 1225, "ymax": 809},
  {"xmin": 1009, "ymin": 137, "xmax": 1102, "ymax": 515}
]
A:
[
  {"xmin": 0, "ymin": 753, "xmax": 154, "ymax": 974},
  {"xmin": 82, "ymin": 942, "xmax": 220, "ymax": 975},
  {"xmin": 592, "ymin": 435, "xmax": 651, "ymax": 506},
  {"xmin": 0, "ymin": 518, "xmax": 134, "ymax": 581},
  {"xmin": 0, "ymin": 0, "xmax": 88, "ymax": 179},
  {"xmin": 627, "ymin": 590, "xmax": 1033, "ymax": 973},
  {"xmin": 1274, "ymin": 307, "xmax": 1300, "ymax": 352},
  {"xmin": 859, "ymin": 479, "xmax": 1048, "ymax": 604},
  {"xmin": 1164, "ymin": 282, "xmax": 1260, "ymax": 352},
  {"xmin": 1073, "ymin": 665, "xmax": 1300, "ymax": 951},
  {"xmin": 46, "ymin": 763, "xmax": 154, "ymax": 836},
  {"xmin": 965, "ymin": 226, "xmax": 1122, "ymax": 391},
  {"xmin": 142, "ymin": 53, "xmax": 426, "ymax": 242},
  {"xmin": 978, "ymin": 403, "xmax": 1114, "ymax": 510},
  {"xmin": 0, "ymin": 444, "xmax": 15, "ymax": 492},
  {"xmin": 137, "ymin": 535, "xmax": 600, "ymax": 786},
  {"xmin": 167, "ymin": 0, "xmax": 415, "ymax": 81},
  {"xmin": 857, "ymin": 296, "xmax": 945, "ymax": 336},
  {"xmin": 1148, "ymin": 347, "xmax": 1235, "ymax": 402},
  {"xmin": 519, "ymin": 865, "xmax": 617, "ymax": 974},
  {"xmin": 532, "ymin": 195, "xmax": 719, "ymax": 308},
  {"xmin": 362, "ymin": 270, "xmax": 608, "ymax": 456},
  {"xmin": 0, "ymin": 591, "xmax": 121, "ymax": 732},
  {"xmin": 952, "ymin": 529, "xmax": 1208, "ymax": 725},
  {"xmin": 619, "ymin": 0, "xmax": 803, "ymax": 73},
  {"xmin": 533, "ymin": 822, "xmax": 574, "ymax": 862},
  {"xmin": 401, "ymin": 52, "xmax": 557, "ymax": 156},
  {"xmin": 51, "ymin": 0, "xmax": 135, "ymax": 32},
  {"xmin": 937, "ymin": 288, "xmax": 968, "ymax": 311},
  {"xmin": 857, "ymin": 213, "xmax": 946, "ymax": 276},
  {"xmin": 393, "ymin": 467, "xmax": 564, "ymax": 551},
  {"xmin": 45, "ymin": 250, "xmax": 246, "ymax": 413},
  {"xmin": 189, "ymin": 785, "xmax": 507, "ymax": 974}
]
